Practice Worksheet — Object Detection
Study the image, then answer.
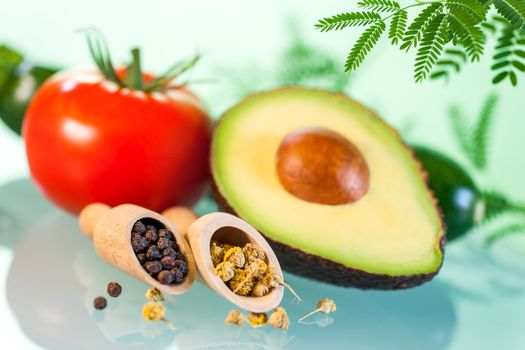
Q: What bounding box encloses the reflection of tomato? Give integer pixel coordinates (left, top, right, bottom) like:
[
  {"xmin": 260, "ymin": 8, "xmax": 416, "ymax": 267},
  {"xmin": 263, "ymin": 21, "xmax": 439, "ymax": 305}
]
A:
[{"xmin": 24, "ymin": 68, "xmax": 212, "ymax": 214}]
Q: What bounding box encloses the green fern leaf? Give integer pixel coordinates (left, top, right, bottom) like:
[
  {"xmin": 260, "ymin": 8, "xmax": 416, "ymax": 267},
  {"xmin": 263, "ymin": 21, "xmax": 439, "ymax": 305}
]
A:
[
  {"xmin": 345, "ymin": 21, "xmax": 386, "ymax": 72},
  {"xmin": 358, "ymin": 0, "xmax": 400, "ymax": 13},
  {"xmin": 445, "ymin": 0, "xmax": 489, "ymax": 21},
  {"xmin": 401, "ymin": 3, "xmax": 444, "ymax": 51},
  {"xmin": 430, "ymin": 48, "xmax": 468, "ymax": 81},
  {"xmin": 471, "ymin": 93, "xmax": 498, "ymax": 169},
  {"xmin": 316, "ymin": 12, "xmax": 382, "ymax": 32},
  {"xmin": 447, "ymin": 4, "xmax": 485, "ymax": 61},
  {"xmin": 414, "ymin": 14, "xmax": 449, "ymax": 82},
  {"xmin": 389, "ymin": 10, "xmax": 408, "ymax": 44},
  {"xmin": 449, "ymin": 105, "xmax": 472, "ymax": 158},
  {"xmin": 492, "ymin": 21, "xmax": 525, "ymax": 85},
  {"xmin": 493, "ymin": 0, "xmax": 525, "ymax": 29}
]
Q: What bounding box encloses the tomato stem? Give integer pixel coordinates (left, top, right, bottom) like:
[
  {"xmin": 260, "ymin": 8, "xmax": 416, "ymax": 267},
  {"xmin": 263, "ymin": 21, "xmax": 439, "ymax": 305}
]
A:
[{"xmin": 124, "ymin": 48, "xmax": 143, "ymax": 90}]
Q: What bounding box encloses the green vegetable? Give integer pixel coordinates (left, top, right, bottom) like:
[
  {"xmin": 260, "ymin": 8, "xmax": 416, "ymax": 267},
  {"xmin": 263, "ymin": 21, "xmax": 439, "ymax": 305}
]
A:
[
  {"xmin": 316, "ymin": 0, "xmax": 525, "ymax": 85},
  {"xmin": 0, "ymin": 45, "xmax": 57, "ymax": 135},
  {"xmin": 413, "ymin": 145, "xmax": 525, "ymax": 241}
]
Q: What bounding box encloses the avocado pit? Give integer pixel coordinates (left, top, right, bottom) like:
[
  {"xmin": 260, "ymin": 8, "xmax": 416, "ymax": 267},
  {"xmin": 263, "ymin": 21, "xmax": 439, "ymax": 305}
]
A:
[{"xmin": 276, "ymin": 127, "xmax": 370, "ymax": 205}]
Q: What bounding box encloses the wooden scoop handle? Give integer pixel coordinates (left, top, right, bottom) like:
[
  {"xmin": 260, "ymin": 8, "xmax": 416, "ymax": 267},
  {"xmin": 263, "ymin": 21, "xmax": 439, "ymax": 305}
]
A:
[{"xmin": 78, "ymin": 203, "xmax": 111, "ymax": 239}]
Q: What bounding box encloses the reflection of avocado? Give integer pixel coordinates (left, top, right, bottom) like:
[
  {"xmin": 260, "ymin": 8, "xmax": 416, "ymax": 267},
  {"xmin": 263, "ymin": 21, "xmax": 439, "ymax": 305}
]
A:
[{"xmin": 212, "ymin": 88, "xmax": 444, "ymax": 289}]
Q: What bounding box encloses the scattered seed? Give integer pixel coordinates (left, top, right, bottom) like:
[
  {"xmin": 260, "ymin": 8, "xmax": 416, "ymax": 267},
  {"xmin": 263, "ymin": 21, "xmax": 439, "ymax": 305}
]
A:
[
  {"xmin": 93, "ymin": 296, "xmax": 107, "ymax": 310},
  {"xmin": 107, "ymin": 282, "xmax": 122, "ymax": 297}
]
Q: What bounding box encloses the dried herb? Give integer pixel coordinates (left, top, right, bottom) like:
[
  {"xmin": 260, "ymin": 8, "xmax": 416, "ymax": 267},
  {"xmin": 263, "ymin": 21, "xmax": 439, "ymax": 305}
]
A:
[
  {"xmin": 298, "ymin": 298, "xmax": 337, "ymax": 323},
  {"xmin": 268, "ymin": 307, "xmax": 290, "ymax": 330},
  {"xmin": 225, "ymin": 309, "xmax": 244, "ymax": 326},
  {"xmin": 145, "ymin": 287, "xmax": 164, "ymax": 302}
]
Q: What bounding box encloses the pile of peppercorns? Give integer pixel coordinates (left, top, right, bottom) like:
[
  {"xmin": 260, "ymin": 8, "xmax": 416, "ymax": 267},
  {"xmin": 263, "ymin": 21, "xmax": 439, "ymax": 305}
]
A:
[{"xmin": 131, "ymin": 219, "xmax": 188, "ymax": 285}]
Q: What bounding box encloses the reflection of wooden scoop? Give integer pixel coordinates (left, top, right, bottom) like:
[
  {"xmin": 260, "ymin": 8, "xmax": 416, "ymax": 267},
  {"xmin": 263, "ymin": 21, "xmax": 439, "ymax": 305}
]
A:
[
  {"xmin": 162, "ymin": 207, "xmax": 284, "ymax": 313},
  {"xmin": 78, "ymin": 203, "xmax": 196, "ymax": 295}
]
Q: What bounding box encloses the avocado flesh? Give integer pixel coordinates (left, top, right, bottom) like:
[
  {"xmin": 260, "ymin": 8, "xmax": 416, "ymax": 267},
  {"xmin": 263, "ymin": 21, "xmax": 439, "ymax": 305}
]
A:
[{"xmin": 212, "ymin": 88, "xmax": 444, "ymax": 280}]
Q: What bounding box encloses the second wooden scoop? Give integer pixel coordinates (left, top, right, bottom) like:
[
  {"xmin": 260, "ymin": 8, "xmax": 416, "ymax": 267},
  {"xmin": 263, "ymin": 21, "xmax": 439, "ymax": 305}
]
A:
[
  {"xmin": 163, "ymin": 209, "xmax": 284, "ymax": 313},
  {"xmin": 79, "ymin": 203, "xmax": 196, "ymax": 295}
]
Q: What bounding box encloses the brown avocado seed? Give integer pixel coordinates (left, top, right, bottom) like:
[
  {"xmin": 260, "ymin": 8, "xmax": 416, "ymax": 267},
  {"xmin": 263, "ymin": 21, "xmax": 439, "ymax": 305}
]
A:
[{"xmin": 276, "ymin": 127, "xmax": 370, "ymax": 205}]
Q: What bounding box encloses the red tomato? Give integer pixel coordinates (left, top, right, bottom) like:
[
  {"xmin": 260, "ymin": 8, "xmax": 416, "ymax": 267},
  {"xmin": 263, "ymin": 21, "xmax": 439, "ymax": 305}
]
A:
[{"xmin": 23, "ymin": 68, "xmax": 212, "ymax": 214}]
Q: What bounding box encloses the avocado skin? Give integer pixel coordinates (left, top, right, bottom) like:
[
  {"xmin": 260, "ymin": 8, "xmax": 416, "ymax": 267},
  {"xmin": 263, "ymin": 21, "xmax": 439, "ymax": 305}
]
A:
[
  {"xmin": 213, "ymin": 183, "xmax": 445, "ymax": 289},
  {"xmin": 413, "ymin": 146, "xmax": 481, "ymax": 241},
  {"xmin": 211, "ymin": 88, "xmax": 446, "ymax": 289}
]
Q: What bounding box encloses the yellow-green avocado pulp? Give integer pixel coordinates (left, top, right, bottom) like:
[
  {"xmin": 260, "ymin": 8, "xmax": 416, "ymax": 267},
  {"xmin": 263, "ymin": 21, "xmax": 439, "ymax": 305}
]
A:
[{"xmin": 212, "ymin": 88, "xmax": 444, "ymax": 278}]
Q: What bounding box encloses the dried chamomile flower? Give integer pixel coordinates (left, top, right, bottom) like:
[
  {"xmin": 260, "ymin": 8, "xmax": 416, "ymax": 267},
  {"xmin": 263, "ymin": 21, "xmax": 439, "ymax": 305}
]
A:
[
  {"xmin": 223, "ymin": 247, "xmax": 246, "ymax": 268},
  {"xmin": 243, "ymin": 243, "xmax": 266, "ymax": 262},
  {"xmin": 215, "ymin": 261, "xmax": 235, "ymax": 282},
  {"xmin": 298, "ymin": 298, "xmax": 337, "ymax": 323},
  {"xmin": 261, "ymin": 268, "xmax": 302, "ymax": 302},
  {"xmin": 229, "ymin": 269, "xmax": 254, "ymax": 296},
  {"xmin": 317, "ymin": 298, "xmax": 337, "ymax": 314},
  {"xmin": 142, "ymin": 302, "xmax": 166, "ymax": 322},
  {"xmin": 145, "ymin": 287, "xmax": 164, "ymax": 302},
  {"xmin": 268, "ymin": 307, "xmax": 289, "ymax": 330},
  {"xmin": 245, "ymin": 258, "xmax": 267, "ymax": 278},
  {"xmin": 261, "ymin": 267, "xmax": 280, "ymax": 288},
  {"xmin": 247, "ymin": 312, "xmax": 268, "ymax": 327},
  {"xmin": 210, "ymin": 242, "xmax": 224, "ymax": 266},
  {"xmin": 252, "ymin": 281, "xmax": 269, "ymax": 297},
  {"xmin": 224, "ymin": 309, "xmax": 244, "ymax": 326}
]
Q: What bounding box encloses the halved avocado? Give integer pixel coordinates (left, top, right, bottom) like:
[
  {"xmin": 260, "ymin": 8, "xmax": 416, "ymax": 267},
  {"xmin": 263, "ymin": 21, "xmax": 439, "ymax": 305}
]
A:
[{"xmin": 212, "ymin": 88, "xmax": 444, "ymax": 289}]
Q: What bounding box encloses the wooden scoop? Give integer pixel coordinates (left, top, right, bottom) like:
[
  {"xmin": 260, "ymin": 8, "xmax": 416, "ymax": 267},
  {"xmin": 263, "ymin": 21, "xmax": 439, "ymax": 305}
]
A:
[
  {"xmin": 79, "ymin": 203, "xmax": 196, "ymax": 295},
  {"xmin": 162, "ymin": 208, "xmax": 284, "ymax": 313}
]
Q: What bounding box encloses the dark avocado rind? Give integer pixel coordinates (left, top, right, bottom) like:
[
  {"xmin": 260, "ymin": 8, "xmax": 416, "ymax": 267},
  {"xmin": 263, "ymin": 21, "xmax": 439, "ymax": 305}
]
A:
[
  {"xmin": 213, "ymin": 182, "xmax": 445, "ymax": 289},
  {"xmin": 413, "ymin": 145, "xmax": 483, "ymax": 242}
]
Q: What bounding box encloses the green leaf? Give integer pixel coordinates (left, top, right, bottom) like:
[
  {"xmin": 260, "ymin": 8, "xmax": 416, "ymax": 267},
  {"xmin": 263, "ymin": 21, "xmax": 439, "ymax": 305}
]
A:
[
  {"xmin": 492, "ymin": 70, "xmax": 509, "ymax": 83},
  {"xmin": 344, "ymin": 21, "xmax": 386, "ymax": 72},
  {"xmin": 0, "ymin": 45, "xmax": 24, "ymax": 94},
  {"xmin": 446, "ymin": 5, "xmax": 485, "ymax": 61},
  {"xmin": 445, "ymin": 0, "xmax": 489, "ymax": 22},
  {"xmin": 492, "ymin": 60, "xmax": 510, "ymax": 69},
  {"xmin": 512, "ymin": 59, "xmax": 525, "ymax": 71},
  {"xmin": 401, "ymin": 3, "xmax": 444, "ymax": 51},
  {"xmin": 449, "ymin": 105, "xmax": 472, "ymax": 160},
  {"xmin": 316, "ymin": 12, "xmax": 382, "ymax": 32},
  {"xmin": 389, "ymin": 10, "xmax": 408, "ymax": 45},
  {"xmin": 414, "ymin": 14, "xmax": 449, "ymax": 82},
  {"xmin": 358, "ymin": 0, "xmax": 400, "ymax": 13},
  {"xmin": 471, "ymin": 93, "xmax": 498, "ymax": 169},
  {"xmin": 509, "ymin": 70, "xmax": 518, "ymax": 85},
  {"xmin": 493, "ymin": 0, "xmax": 525, "ymax": 29}
]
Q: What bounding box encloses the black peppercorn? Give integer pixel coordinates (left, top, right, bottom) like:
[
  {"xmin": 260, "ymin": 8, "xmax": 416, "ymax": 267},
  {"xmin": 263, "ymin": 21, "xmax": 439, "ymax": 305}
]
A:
[
  {"xmin": 107, "ymin": 282, "xmax": 122, "ymax": 298},
  {"xmin": 93, "ymin": 296, "xmax": 107, "ymax": 310},
  {"xmin": 171, "ymin": 267, "xmax": 184, "ymax": 284},
  {"xmin": 146, "ymin": 245, "xmax": 162, "ymax": 260},
  {"xmin": 174, "ymin": 252, "xmax": 186, "ymax": 262},
  {"xmin": 158, "ymin": 229, "xmax": 175, "ymax": 241},
  {"xmin": 131, "ymin": 232, "xmax": 142, "ymax": 241},
  {"xmin": 162, "ymin": 247, "xmax": 177, "ymax": 259},
  {"xmin": 133, "ymin": 221, "xmax": 146, "ymax": 234},
  {"xmin": 145, "ymin": 225, "xmax": 157, "ymax": 234},
  {"xmin": 157, "ymin": 270, "xmax": 175, "ymax": 285},
  {"xmin": 173, "ymin": 259, "xmax": 188, "ymax": 274},
  {"xmin": 131, "ymin": 236, "xmax": 148, "ymax": 253},
  {"xmin": 144, "ymin": 229, "xmax": 158, "ymax": 243},
  {"xmin": 157, "ymin": 237, "xmax": 173, "ymax": 250},
  {"xmin": 144, "ymin": 261, "xmax": 163, "ymax": 276},
  {"xmin": 161, "ymin": 256, "xmax": 176, "ymax": 270},
  {"xmin": 137, "ymin": 253, "xmax": 147, "ymax": 265}
]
